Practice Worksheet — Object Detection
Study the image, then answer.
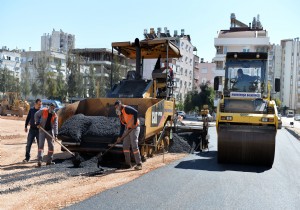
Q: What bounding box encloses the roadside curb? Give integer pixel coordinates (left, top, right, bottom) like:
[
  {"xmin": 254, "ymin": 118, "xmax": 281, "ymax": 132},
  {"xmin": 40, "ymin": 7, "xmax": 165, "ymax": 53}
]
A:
[{"xmin": 284, "ymin": 127, "xmax": 300, "ymax": 140}]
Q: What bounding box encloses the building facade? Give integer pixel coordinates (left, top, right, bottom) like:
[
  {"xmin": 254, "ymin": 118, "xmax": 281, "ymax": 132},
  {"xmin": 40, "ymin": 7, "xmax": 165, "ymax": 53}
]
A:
[
  {"xmin": 0, "ymin": 47, "xmax": 21, "ymax": 81},
  {"xmin": 213, "ymin": 13, "xmax": 270, "ymax": 94},
  {"xmin": 280, "ymin": 38, "xmax": 300, "ymax": 111},
  {"xmin": 41, "ymin": 29, "xmax": 75, "ymax": 53},
  {"xmin": 71, "ymin": 48, "xmax": 129, "ymax": 97}
]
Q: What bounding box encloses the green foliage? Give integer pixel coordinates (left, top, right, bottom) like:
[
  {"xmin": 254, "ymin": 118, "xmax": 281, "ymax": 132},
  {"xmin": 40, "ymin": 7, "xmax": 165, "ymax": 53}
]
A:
[
  {"xmin": 56, "ymin": 70, "xmax": 67, "ymax": 101},
  {"xmin": 183, "ymin": 82, "xmax": 215, "ymax": 113},
  {"xmin": 34, "ymin": 52, "xmax": 50, "ymax": 97},
  {"xmin": 20, "ymin": 66, "xmax": 31, "ymax": 99},
  {"xmin": 45, "ymin": 71, "xmax": 57, "ymax": 98},
  {"xmin": 88, "ymin": 65, "xmax": 96, "ymax": 98},
  {"xmin": 67, "ymin": 54, "xmax": 84, "ymax": 98},
  {"xmin": 31, "ymin": 82, "xmax": 39, "ymax": 98},
  {"xmin": 176, "ymin": 101, "xmax": 184, "ymax": 111},
  {"xmin": 0, "ymin": 66, "xmax": 19, "ymax": 93},
  {"xmin": 111, "ymin": 56, "xmax": 124, "ymax": 88}
]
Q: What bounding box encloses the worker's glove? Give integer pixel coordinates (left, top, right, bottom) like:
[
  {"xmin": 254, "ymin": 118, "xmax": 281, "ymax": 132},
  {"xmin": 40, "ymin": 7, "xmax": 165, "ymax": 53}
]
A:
[
  {"xmin": 25, "ymin": 127, "xmax": 28, "ymax": 133},
  {"xmin": 116, "ymin": 137, "xmax": 121, "ymax": 143}
]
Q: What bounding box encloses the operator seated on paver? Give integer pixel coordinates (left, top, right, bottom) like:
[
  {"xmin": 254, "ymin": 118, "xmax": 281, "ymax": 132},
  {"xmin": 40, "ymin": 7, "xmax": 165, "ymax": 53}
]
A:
[
  {"xmin": 114, "ymin": 100, "xmax": 142, "ymax": 170},
  {"xmin": 34, "ymin": 103, "xmax": 58, "ymax": 167}
]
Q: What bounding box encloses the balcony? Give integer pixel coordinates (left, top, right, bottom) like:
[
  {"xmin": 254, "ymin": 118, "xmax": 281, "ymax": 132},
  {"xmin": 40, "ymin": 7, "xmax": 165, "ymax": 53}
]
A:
[{"xmin": 213, "ymin": 54, "xmax": 226, "ymax": 62}]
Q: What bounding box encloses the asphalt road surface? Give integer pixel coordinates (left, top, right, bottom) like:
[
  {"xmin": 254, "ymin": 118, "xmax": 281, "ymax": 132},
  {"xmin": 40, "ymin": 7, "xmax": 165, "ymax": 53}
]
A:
[{"xmin": 66, "ymin": 127, "xmax": 300, "ymax": 210}]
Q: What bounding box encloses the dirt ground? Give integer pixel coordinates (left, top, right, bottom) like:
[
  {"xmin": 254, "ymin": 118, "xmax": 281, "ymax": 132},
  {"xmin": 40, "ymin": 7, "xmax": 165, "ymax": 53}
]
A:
[{"xmin": 0, "ymin": 116, "xmax": 187, "ymax": 210}]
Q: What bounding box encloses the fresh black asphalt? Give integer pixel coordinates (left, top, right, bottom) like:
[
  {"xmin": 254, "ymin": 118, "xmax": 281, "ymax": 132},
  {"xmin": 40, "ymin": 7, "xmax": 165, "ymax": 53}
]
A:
[{"xmin": 65, "ymin": 127, "xmax": 300, "ymax": 210}]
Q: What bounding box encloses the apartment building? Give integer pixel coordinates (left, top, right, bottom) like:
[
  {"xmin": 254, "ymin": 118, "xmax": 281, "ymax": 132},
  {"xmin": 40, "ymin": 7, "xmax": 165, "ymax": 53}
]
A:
[
  {"xmin": 280, "ymin": 38, "xmax": 300, "ymax": 111},
  {"xmin": 41, "ymin": 29, "xmax": 75, "ymax": 53},
  {"xmin": 213, "ymin": 13, "xmax": 270, "ymax": 92},
  {"xmin": 71, "ymin": 48, "xmax": 129, "ymax": 96},
  {"xmin": 0, "ymin": 46, "xmax": 22, "ymax": 81},
  {"xmin": 268, "ymin": 44, "xmax": 282, "ymax": 99}
]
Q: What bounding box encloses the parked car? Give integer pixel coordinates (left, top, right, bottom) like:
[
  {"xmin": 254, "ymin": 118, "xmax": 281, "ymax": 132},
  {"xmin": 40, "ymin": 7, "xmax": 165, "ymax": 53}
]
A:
[
  {"xmin": 41, "ymin": 99, "xmax": 64, "ymax": 112},
  {"xmin": 176, "ymin": 111, "xmax": 186, "ymax": 119},
  {"xmin": 294, "ymin": 114, "xmax": 300, "ymax": 121}
]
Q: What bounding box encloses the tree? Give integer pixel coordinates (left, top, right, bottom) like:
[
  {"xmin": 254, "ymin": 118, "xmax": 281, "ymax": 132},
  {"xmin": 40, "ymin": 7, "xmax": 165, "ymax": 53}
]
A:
[
  {"xmin": 0, "ymin": 66, "xmax": 19, "ymax": 93},
  {"xmin": 56, "ymin": 69, "xmax": 67, "ymax": 101},
  {"xmin": 31, "ymin": 82, "xmax": 39, "ymax": 98},
  {"xmin": 67, "ymin": 53, "xmax": 84, "ymax": 98},
  {"xmin": 20, "ymin": 66, "xmax": 31, "ymax": 99},
  {"xmin": 198, "ymin": 82, "xmax": 215, "ymax": 111},
  {"xmin": 34, "ymin": 52, "xmax": 49, "ymax": 97},
  {"xmin": 45, "ymin": 71, "xmax": 57, "ymax": 98},
  {"xmin": 183, "ymin": 82, "xmax": 215, "ymax": 113},
  {"xmin": 88, "ymin": 65, "xmax": 96, "ymax": 98},
  {"xmin": 111, "ymin": 56, "xmax": 124, "ymax": 88}
]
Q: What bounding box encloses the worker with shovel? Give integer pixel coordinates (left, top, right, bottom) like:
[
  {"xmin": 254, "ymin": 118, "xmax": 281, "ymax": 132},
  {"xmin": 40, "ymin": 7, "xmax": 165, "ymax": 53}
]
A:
[
  {"xmin": 34, "ymin": 103, "xmax": 58, "ymax": 167},
  {"xmin": 115, "ymin": 100, "xmax": 142, "ymax": 170}
]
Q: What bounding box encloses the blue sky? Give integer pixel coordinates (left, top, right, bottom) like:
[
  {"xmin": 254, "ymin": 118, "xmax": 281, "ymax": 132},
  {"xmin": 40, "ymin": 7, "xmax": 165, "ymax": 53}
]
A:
[{"xmin": 1, "ymin": 0, "xmax": 299, "ymax": 61}]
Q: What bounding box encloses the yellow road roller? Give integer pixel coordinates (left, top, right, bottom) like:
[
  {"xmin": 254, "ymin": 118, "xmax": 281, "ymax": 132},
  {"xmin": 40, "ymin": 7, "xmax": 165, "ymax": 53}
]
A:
[{"xmin": 214, "ymin": 52, "xmax": 280, "ymax": 166}]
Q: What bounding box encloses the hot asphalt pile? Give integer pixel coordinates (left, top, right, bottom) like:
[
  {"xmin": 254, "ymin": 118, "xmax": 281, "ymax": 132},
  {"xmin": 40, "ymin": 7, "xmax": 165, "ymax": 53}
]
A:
[
  {"xmin": 169, "ymin": 132, "xmax": 200, "ymax": 153},
  {"xmin": 58, "ymin": 114, "xmax": 145, "ymax": 142}
]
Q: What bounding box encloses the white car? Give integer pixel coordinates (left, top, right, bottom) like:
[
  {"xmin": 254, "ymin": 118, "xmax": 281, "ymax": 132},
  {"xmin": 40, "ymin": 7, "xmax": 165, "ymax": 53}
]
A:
[{"xmin": 176, "ymin": 111, "xmax": 186, "ymax": 119}]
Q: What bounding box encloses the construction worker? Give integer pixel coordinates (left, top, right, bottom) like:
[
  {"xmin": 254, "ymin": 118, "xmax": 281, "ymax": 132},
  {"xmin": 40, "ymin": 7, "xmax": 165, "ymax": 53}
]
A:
[
  {"xmin": 34, "ymin": 103, "xmax": 58, "ymax": 167},
  {"xmin": 114, "ymin": 100, "xmax": 142, "ymax": 170},
  {"xmin": 23, "ymin": 98, "xmax": 42, "ymax": 163},
  {"xmin": 161, "ymin": 60, "xmax": 174, "ymax": 83}
]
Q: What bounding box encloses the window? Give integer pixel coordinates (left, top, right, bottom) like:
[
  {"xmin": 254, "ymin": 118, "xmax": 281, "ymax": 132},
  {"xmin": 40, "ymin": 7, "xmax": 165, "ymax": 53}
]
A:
[{"xmin": 185, "ymin": 69, "xmax": 187, "ymax": 76}]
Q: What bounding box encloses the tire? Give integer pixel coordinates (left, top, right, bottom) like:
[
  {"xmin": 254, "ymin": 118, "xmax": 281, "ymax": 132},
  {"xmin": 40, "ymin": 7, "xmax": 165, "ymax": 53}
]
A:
[{"xmin": 18, "ymin": 108, "xmax": 24, "ymax": 118}]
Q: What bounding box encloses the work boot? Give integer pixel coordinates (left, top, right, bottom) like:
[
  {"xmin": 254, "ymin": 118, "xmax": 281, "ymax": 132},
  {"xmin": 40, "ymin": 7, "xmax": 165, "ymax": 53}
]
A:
[
  {"xmin": 121, "ymin": 163, "xmax": 132, "ymax": 169},
  {"xmin": 46, "ymin": 161, "xmax": 55, "ymax": 166},
  {"xmin": 37, "ymin": 161, "xmax": 42, "ymax": 167},
  {"xmin": 134, "ymin": 163, "xmax": 142, "ymax": 170},
  {"xmin": 23, "ymin": 159, "xmax": 29, "ymax": 163}
]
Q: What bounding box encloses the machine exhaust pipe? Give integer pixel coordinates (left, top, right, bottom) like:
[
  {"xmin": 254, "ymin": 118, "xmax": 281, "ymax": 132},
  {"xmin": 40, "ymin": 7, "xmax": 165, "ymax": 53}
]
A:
[{"xmin": 135, "ymin": 38, "xmax": 141, "ymax": 78}]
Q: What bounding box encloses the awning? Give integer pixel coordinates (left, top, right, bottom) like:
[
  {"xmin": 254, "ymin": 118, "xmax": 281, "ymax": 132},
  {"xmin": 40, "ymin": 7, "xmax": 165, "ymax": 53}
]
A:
[{"xmin": 111, "ymin": 39, "xmax": 182, "ymax": 59}]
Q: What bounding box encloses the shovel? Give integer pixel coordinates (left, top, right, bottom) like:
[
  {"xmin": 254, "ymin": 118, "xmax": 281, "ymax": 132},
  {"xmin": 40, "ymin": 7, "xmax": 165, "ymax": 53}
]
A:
[
  {"xmin": 39, "ymin": 126, "xmax": 83, "ymax": 168},
  {"xmin": 97, "ymin": 128, "xmax": 133, "ymax": 168}
]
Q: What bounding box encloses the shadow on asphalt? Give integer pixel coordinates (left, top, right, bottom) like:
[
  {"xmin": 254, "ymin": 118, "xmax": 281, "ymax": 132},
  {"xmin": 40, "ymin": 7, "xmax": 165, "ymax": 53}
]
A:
[{"xmin": 174, "ymin": 151, "xmax": 271, "ymax": 173}]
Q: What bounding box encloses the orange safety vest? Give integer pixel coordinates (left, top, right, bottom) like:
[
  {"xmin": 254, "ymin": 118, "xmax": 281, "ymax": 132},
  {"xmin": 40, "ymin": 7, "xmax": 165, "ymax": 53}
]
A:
[
  {"xmin": 119, "ymin": 105, "xmax": 139, "ymax": 128},
  {"xmin": 42, "ymin": 108, "xmax": 57, "ymax": 124}
]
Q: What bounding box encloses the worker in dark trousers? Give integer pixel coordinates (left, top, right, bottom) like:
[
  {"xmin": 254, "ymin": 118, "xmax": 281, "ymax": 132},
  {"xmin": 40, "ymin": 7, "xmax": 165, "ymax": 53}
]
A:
[
  {"xmin": 34, "ymin": 103, "xmax": 58, "ymax": 167},
  {"xmin": 23, "ymin": 98, "xmax": 42, "ymax": 163},
  {"xmin": 114, "ymin": 100, "xmax": 142, "ymax": 170}
]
